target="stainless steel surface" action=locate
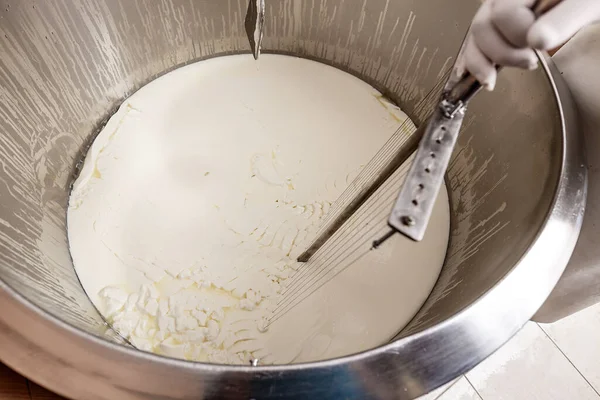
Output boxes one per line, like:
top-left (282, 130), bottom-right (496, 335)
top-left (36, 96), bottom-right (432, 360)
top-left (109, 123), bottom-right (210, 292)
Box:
top-left (533, 26), bottom-right (598, 323)
top-left (0, 1), bottom-right (587, 399)
top-left (245, 0), bottom-right (265, 60)
top-left (389, 105), bottom-right (466, 241)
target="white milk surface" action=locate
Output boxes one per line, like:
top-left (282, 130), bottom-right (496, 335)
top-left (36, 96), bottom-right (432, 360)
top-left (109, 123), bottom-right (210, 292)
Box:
top-left (68, 54), bottom-right (450, 365)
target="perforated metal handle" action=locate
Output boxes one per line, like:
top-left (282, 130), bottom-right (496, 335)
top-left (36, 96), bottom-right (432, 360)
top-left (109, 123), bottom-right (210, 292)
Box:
top-left (388, 106), bottom-right (465, 241)
top-left (386, 0), bottom-right (562, 242)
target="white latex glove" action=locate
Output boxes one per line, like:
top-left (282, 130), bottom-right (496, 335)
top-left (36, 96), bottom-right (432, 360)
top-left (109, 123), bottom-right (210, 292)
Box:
top-left (456, 0), bottom-right (600, 90)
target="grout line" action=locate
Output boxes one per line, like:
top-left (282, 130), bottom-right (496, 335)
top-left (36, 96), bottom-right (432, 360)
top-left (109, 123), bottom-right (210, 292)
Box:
top-left (464, 375), bottom-right (484, 400)
top-left (432, 378), bottom-right (461, 400)
top-left (536, 322), bottom-right (600, 398)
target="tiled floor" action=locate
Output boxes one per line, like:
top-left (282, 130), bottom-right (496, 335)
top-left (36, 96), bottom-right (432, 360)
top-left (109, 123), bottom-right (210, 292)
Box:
top-left (418, 301), bottom-right (600, 399)
top-left (2, 302), bottom-right (600, 399)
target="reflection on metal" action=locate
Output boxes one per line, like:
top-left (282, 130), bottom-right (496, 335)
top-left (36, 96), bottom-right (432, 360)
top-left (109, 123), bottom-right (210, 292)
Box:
top-left (245, 0), bottom-right (265, 60)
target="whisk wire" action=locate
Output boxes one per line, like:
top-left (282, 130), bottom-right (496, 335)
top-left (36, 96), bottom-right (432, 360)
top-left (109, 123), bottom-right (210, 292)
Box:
top-left (269, 69), bottom-right (453, 325)
top-left (279, 160), bottom-right (412, 301)
top-left (307, 71), bottom-right (451, 239)
top-left (269, 163), bottom-right (412, 323)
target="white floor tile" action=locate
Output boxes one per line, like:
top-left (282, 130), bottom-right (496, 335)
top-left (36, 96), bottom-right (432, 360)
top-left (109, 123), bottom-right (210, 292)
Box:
top-left (417, 377), bottom-right (481, 400)
top-left (466, 322), bottom-right (599, 400)
top-left (540, 302), bottom-right (600, 393)
top-left (437, 377), bottom-right (481, 400)
top-left (417, 378), bottom-right (460, 400)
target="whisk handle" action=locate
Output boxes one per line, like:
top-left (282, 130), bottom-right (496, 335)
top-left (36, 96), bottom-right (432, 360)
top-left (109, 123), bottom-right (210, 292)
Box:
top-left (443, 0), bottom-right (562, 112)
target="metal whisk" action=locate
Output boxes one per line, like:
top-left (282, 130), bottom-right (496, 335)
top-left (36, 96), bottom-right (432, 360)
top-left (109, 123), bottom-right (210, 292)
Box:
top-left (265, 73), bottom-right (452, 327)
top-left (244, 0), bottom-right (560, 328)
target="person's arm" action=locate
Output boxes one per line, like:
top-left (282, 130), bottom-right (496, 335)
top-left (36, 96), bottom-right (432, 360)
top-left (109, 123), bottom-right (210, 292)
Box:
top-left (457, 0), bottom-right (600, 90)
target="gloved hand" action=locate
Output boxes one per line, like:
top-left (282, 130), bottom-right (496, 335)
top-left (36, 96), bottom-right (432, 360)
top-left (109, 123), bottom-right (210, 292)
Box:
top-left (456, 0), bottom-right (600, 90)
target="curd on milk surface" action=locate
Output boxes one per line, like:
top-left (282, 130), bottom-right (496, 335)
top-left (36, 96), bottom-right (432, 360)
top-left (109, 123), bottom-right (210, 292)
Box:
top-left (68, 54), bottom-right (450, 365)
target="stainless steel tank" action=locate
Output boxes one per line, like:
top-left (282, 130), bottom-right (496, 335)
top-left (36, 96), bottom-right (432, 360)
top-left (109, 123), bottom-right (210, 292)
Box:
top-left (0, 0), bottom-right (587, 399)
